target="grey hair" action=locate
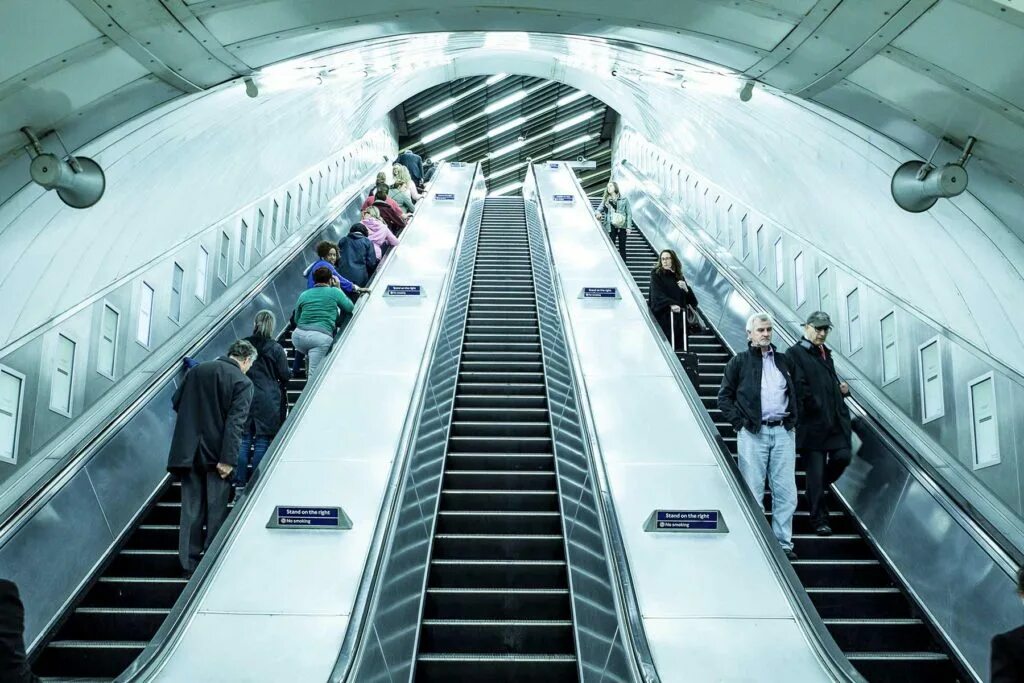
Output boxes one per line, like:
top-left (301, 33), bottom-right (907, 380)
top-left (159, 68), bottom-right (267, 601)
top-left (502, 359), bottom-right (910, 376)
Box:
top-left (253, 309), bottom-right (276, 339)
top-left (228, 339), bottom-right (258, 362)
top-left (745, 312), bottom-right (773, 332)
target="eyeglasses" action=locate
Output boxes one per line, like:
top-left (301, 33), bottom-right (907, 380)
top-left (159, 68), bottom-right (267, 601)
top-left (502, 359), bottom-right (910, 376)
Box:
top-left (814, 326), bottom-right (831, 332)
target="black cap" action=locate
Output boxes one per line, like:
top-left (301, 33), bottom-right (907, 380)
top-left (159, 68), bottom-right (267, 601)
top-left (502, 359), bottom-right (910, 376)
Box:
top-left (349, 223), bottom-right (368, 236)
top-left (805, 311), bottom-right (832, 328)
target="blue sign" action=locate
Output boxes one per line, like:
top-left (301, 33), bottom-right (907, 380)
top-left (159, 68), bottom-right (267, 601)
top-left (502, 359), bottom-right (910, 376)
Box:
top-left (385, 284), bottom-right (423, 297)
top-left (274, 506), bottom-right (343, 528)
top-left (580, 287), bottom-right (619, 299)
top-left (644, 509), bottom-right (727, 533)
top-left (434, 192), bottom-right (456, 201)
top-left (450, 161), bottom-right (466, 168)
top-left (552, 194), bottom-right (574, 203)
top-left (548, 162), bottom-right (561, 169)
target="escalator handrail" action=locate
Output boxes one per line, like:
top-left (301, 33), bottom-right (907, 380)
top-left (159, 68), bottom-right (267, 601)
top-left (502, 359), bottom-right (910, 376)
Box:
top-left (329, 164), bottom-right (485, 682)
top-left (616, 157), bottom-right (1023, 573)
top-left (119, 163), bottom-right (463, 682)
top-left (526, 166), bottom-right (657, 682)
top-left (559, 166), bottom-right (866, 683)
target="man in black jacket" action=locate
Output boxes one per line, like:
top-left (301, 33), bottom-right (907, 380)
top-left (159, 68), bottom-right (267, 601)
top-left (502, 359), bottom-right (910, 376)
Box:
top-left (0, 580), bottom-right (37, 683)
top-left (785, 311), bottom-right (852, 537)
top-left (718, 312), bottom-right (801, 560)
top-left (991, 566), bottom-right (1024, 682)
top-left (167, 340), bottom-right (255, 574)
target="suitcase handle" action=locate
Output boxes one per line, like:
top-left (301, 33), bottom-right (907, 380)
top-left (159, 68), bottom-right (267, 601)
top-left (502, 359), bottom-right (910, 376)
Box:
top-left (670, 309), bottom-right (689, 352)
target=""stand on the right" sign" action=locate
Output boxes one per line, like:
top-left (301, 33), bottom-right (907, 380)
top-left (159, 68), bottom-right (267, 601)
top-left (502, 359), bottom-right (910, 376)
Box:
top-left (644, 509), bottom-right (728, 534)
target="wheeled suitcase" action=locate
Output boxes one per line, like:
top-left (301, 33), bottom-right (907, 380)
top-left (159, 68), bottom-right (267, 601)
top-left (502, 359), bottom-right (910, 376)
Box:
top-left (671, 310), bottom-right (700, 386)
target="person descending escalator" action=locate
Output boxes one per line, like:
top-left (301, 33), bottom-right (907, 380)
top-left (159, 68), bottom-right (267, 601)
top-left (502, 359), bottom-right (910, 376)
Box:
top-left (717, 313), bottom-right (800, 561)
top-left (234, 310), bottom-right (291, 491)
top-left (594, 180), bottom-right (632, 259)
top-left (648, 249), bottom-right (698, 349)
top-left (785, 311), bottom-right (852, 537)
top-left (166, 340), bottom-right (256, 576)
top-left (0, 580), bottom-right (38, 683)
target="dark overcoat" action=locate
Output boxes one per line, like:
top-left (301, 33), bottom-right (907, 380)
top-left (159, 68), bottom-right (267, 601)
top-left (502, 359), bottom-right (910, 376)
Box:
top-left (167, 357), bottom-right (253, 473)
top-left (0, 579), bottom-right (37, 683)
top-left (785, 340), bottom-right (852, 451)
top-left (243, 335), bottom-right (290, 437)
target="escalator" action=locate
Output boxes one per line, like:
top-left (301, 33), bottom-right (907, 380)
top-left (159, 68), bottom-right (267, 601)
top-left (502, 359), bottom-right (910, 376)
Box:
top-left (32, 338), bottom-right (309, 680)
top-left (415, 196), bottom-right (578, 682)
top-left (594, 197), bottom-right (960, 682)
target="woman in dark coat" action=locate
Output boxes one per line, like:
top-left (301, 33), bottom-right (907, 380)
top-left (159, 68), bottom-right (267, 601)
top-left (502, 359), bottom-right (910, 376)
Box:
top-left (649, 249), bottom-right (698, 349)
top-left (235, 310), bottom-right (291, 487)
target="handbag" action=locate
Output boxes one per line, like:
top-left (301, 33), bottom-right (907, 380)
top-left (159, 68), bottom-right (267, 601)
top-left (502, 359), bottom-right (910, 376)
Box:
top-left (610, 211), bottom-right (626, 228)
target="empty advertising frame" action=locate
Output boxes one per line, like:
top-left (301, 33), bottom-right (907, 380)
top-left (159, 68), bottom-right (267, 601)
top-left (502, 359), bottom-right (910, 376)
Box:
top-left (918, 337), bottom-right (945, 423)
top-left (968, 372), bottom-right (999, 469)
top-left (98, 303), bottom-right (120, 380)
top-left (794, 252), bottom-right (806, 307)
top-left (0, 366), bottom-right (25, 464)
top-left (817, 267), bottom-right (831, 315)
top-left (218, 232), bottom-right (230, 284)
top-left (880, 311), bottom-right (899, 384)
top-left (755, 225), bottom-right (765, 273)
top-left (170, 263), bottom-right (184, 323)
top-left (49, 334), bottom-right (76, 417)
top-left (846, 288), bottom-right (862, 353)
top-left (773, 237), bottom-right (784, 289)
top-left (196, 245), bottom-right (209, 303)
top-left (238, 219), bottom-right (249, 268)
top-left (137, 282), bottom-right (155, 348)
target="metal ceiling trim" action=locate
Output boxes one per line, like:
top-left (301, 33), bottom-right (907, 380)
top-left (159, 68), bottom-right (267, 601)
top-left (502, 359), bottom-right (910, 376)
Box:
top-left (796, 0), bottom-right (941, 98)
top-left (876, 46), bottom-right (1024, 128)
top-left (65, 0), bottom-right (204, 93)
top-left (0, 37), bottom-right (113, 101)
top-left (743, 0), bottom-right (843, 79)
top-left (953, 0), bottom-right (1024, 28)
top-left (158, 0), bottom-right (254, 76)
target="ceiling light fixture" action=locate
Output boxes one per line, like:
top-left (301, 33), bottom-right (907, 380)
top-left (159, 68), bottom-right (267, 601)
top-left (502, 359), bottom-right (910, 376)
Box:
top-left (420, 122), bottom-right (460, 145)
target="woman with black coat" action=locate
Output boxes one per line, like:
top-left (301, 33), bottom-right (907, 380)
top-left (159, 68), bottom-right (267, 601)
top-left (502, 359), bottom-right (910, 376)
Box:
top-left (649, 249), bottom-right (698, 349)
top-left (235, 310), bottom-right (291, 487)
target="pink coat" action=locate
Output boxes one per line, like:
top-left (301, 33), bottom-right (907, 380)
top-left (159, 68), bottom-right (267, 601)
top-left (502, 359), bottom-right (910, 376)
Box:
top-left (362, 216), bottom-right (398, 259)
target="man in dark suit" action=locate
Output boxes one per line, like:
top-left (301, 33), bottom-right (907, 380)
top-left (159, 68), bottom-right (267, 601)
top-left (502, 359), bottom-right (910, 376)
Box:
top-left (785, 311), bottom-right (853, 537)
top-left (167, 340), bottom-right (255, 574)
top-left (0, 580), bottom-right (38, 682)
top-left (991, 566), bottom-right (1024, 682)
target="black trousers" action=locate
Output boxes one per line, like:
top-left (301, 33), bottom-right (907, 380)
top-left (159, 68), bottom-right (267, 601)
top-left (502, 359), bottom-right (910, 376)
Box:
top-left (608, 227), bottom-right (627, 258)
top-left (804, 448), bottom-right (852, 526)
top-left (178, 465), bottom-right (232, 571)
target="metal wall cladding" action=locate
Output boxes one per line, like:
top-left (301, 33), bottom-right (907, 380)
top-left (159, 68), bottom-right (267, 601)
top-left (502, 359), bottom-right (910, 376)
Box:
top-left (1, 129), bottom-right (395, 651)
top-left (351, 182), bottom-right (484, 683)
top-left (613, 126), bottom-right (1024, 550)
top-left (0, 127), bottom-right (395, 513)
top-left (615, 142), bottom-right (1020, 682)
top-left (522, 188), bottom-right (634, 683)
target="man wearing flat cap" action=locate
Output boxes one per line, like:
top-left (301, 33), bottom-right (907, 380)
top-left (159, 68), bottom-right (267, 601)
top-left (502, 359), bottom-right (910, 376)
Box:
top-left (785, 311), bottom-right (853, 536)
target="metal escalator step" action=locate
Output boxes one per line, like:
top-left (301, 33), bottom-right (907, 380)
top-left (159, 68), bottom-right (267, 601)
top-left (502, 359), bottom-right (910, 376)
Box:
top-left (83, 577), bottom-right (189, 608)
top-left (58, 606), bottom-right (170, 641)
top-left (454, 394), bottom-right (547, 408)
top-left (456, 383), bottom-right (547, 396)
top-left (431, 534), bottom-right (566, 561)
top-left (452, 407), bottom-right (550, 422)
top-left (437, 511), bottom-right (562, 535)
top-left (806, 588), bottom-right (912, 619)
top-left (448, 436), bottom-right (553, 453)
top-left (416, 652), bottom-right (578, 683)
top-left (419, 620), bottom-right (574, 655)
top-left (423, 588), bottom-right (572, 619)
top-left (443, 471), bottom-right (557, 491)
top-left (823, 618), bottom-right (941, 653)
top-left (34, 640), bottom-right (148, 679)
top-left (846, 652), bottom-right (957, 682)
top-left (108, 549), bottom-right (180, 576)
top-left (450, 421), bottom-right (551, 437)
top-left (445, 453), bottom-right (554, 470)
top-left (429, 560), bottom-right (567, 588)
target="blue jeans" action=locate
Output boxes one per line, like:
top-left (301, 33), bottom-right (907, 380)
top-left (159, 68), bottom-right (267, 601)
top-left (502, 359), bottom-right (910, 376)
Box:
top-left (235, 434), bottom-right (271, 487)
top-left (737, 425), bottom-right (797, 551)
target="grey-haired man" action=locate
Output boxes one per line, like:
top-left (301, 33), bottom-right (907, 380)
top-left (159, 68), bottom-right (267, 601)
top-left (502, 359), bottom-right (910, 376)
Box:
top-left (718, 312), bottom-right (800, 560)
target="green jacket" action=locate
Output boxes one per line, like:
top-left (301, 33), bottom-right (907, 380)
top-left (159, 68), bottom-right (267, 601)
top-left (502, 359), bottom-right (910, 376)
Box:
top-left (295, 285), bottom-right (354, 336)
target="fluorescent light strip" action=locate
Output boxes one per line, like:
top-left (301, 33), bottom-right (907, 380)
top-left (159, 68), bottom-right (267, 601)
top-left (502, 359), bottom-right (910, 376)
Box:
top-left (420, 122), bottom-right (459, 145)
top-left (487, 116), bottom-right (527, 138)
top-left (484, 90), bottom-right (527, 115)
top-left (412, 73), bottom-right (508, 123)
top-left (433, 145), bottom-right (461, 162)
top-left (557, 91), bottom-right (587, 107)
top-left (550, 134), bottom-right (593, 155)
top-left (552, 110), bottom-right (599, 133)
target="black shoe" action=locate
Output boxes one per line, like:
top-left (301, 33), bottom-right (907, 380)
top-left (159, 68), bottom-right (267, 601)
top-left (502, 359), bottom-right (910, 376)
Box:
top-left (784, 548), bottom-right (799, 561)
top-left (815, 523), bottom-right (833, 537)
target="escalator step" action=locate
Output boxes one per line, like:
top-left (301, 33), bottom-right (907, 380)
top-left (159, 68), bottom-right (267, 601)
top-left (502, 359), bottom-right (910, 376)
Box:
top-left (419, 620), bottom-right (574, 654)
top-left (429, 560), bottom-right (568, 589)
top-left (423, 588), bottom-right (572, 620)
top-left (416, 653), bottom-right (578, 683)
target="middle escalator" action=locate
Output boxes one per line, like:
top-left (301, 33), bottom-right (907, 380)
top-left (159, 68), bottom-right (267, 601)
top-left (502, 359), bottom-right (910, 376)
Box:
top-left (415, 196), bottom-right (578, 682)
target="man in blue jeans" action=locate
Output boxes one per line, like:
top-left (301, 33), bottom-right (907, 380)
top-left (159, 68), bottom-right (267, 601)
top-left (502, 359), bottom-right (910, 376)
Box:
top-left (718, 312), bottom-right (801, 560)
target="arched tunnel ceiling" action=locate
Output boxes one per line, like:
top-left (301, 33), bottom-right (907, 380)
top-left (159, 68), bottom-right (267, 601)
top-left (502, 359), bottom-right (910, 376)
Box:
top-left (395, 74), bottom-right (615, 196)
top-left (2, 0), bottom-right (1023, 203)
